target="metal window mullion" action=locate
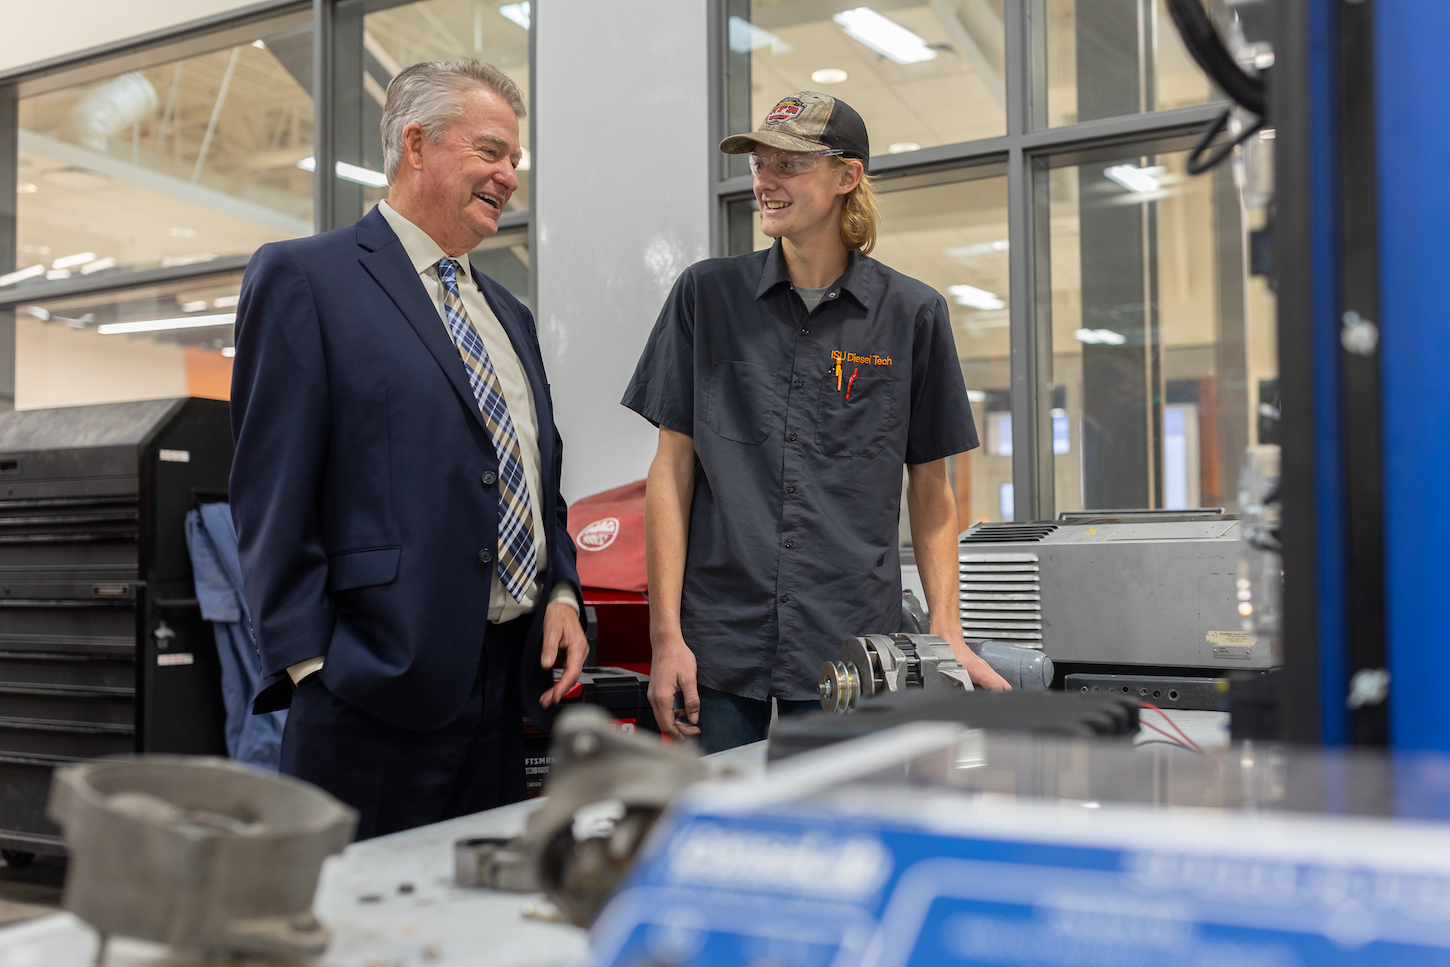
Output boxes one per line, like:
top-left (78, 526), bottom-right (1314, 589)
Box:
top-left (312, 0), bottom-right (336, 233)
top-left (527, 0), bottom-right (538, 309)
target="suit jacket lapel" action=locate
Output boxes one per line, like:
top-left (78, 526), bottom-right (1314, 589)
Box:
top-left (357, 238), bottom-right (494, 440)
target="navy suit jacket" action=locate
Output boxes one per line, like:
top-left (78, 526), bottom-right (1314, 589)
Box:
top-left (229, 206), bottom-right (579, 732)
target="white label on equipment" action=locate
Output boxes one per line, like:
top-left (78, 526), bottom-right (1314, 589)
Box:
top-left (159, 449), bottom-right (191, 463)
top-left (157, 652), bottom-right (194, 666)
top-left (576, 516), bottom-right (619, 552)
top-left (1206, 630), bottom-right (1256, 647)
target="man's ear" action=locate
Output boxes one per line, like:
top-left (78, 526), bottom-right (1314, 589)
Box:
top-left (837, 159), bottom-right (864, 196)
top-left (402, 122), bottom-right (427, 171)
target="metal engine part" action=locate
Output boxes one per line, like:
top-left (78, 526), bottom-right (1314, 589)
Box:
top-left (454, 837), bottom-right (538, 892)
top-left (47, 755), bottom-right (356, 959)
top-left (819, 634), bottom-right (976, 714)
top-left (969, 638), bottom-right (1055, 692)
top-left (515, 705), bottom-right (707, 927)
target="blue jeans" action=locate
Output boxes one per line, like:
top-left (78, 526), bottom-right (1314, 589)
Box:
top-left (697, 684), bottom-right (820, 754)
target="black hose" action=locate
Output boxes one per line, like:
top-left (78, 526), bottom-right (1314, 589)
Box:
top-left (1163, 0), bottom-right (1266, 117)
top-left (1186, 106), bottom-right (1264, 175)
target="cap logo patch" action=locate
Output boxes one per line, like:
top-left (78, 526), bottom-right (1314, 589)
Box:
top-left (765, 97), bottom-right (805, 124)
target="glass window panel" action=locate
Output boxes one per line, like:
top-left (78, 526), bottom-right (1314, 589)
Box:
top-left (11, 272), bottom-right (243, 409)
top-left (1045, 143), bottom-right (1277, 514)
top-left (332, 0), bottom-right (531, 222)
top-left (10, 19), bottom-right (313, 298)
top-left (468, 228), bottom-right (530, 307)
top-left (1043, 0), bottom-right (1214, 128)
top-left (726, 0), bottom-right (1006, 179)
top-left (726, 169), bottom-right (1012, 527)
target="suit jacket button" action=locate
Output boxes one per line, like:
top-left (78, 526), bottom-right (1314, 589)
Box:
top-left (481, 471), bottom-right (497, 486)
top-left (479, 549), bottom-right (493, 563)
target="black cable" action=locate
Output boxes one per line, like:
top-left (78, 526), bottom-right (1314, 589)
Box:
top-left (1135, 738), bottom-right (1204, 753)
top-left (1187, 106), bottom-right (1264, 176)
top-left (1163, 0), bottom-right (1266, 117)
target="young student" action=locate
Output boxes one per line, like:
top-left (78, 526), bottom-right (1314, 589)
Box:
top-left (623, 92), bottom-right (1009, 753)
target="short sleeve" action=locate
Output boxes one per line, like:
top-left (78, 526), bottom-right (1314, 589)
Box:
top-left (621, 269), bottom-right (697, 436)
top-left (905, 293), bottom-right (980, 464)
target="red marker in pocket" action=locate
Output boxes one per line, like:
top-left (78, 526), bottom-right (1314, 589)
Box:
top-left (845, 367), bottom-right (859, 401)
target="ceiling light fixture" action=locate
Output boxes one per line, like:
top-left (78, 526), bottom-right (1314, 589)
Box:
top-left (728, 16), bottom-right (791, 55)
top-left (251, 39), bottom-right (266, 49)
top-left (811, 68), bottom-right (849, 84)
top-left (168, 227), bottom-right (197, 238)
top-left (98, 313), bottom-right (236, 335)
top-left (80, 257), bottom-right (117, 275)
top-left (499, 1), bottom-right (530, 30)
top-left (944, 239), bottom-right (1009, 261)
top-left (832, 7), bottom-right (936, 65)
top-left (887, 141), bottom-right (921, 154)
top-left (296, 157), bottom-right (389, 189)
top-left (0, 265), bottom-right (45, 287)
top-left (1103, 164), bottom-right (1166, 193)
top-left (46, 269), bottom-right (71, 281)
top-left (948, 283), bottom-right (1005, 310)
top-left (52, 252), bottom-right (98, 270)
top-left (517, 147), bottom-right (531, 172)
top-left (16, 182), bottom-right (37, 194)
top-left (1075, 328), bottom-right (1127, 345)
top-left (221, 347), bottom-right (237, 358)
top-left (213, 295), bottom-right (240, 309)
top-left (181, 300), bottom-right (210, 312)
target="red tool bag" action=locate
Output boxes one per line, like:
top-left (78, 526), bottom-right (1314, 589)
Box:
top-left (567, 480), bottom-right (651, 672)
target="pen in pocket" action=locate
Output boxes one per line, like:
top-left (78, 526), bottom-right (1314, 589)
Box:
top-left (846, 368), bottom-right (859, 401)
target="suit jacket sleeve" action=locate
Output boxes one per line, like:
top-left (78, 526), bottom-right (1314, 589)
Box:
top-left (229, 243), bottom-right (334, 712)
top-left (519, 302), bottom-right (582, 602)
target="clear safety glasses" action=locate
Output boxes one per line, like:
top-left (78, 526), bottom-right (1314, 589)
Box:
top-left (748, 149), bottom-right (845, 180)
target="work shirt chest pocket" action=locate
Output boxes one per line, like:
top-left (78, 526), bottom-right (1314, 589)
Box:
top-left (816, 374), bottom-right (896, 457)
top-left (705, 361), bottom-right (778, 444)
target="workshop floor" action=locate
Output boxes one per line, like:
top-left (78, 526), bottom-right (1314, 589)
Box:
top-left (0, 854), bottom-right (66, 928)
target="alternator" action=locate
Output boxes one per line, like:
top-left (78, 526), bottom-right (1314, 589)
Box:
top-left (819, 634), bottom-right (976, 714)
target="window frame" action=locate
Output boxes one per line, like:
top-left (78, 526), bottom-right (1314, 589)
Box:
top-left (707, 0), bottom-right (1232, 522)
top-left (0, 0), bottom-right (538, 405)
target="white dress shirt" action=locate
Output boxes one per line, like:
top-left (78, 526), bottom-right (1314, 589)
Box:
top-left (288, 202), bottom-right (577, 685)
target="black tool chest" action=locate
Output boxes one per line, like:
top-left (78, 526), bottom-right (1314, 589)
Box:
top-left (0, 398), bottom-right (231, 856)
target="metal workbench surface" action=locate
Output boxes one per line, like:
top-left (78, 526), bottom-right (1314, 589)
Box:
top-left (0, 740), bottom-right (773, 967)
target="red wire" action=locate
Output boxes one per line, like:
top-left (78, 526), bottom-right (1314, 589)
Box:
top-left (1139, 720), bottom-right (1201, 753)
top-left (1141, 701), bottom-right (1205, 754)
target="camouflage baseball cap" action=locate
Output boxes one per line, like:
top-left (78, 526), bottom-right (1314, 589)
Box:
top-left (719, 91), bottom-right (870, 162)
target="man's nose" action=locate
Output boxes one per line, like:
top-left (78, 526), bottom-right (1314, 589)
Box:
top-left (498, 162), bottom-right (521, 193)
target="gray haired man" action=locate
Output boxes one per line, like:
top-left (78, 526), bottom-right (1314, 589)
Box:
top-left (230, 59), bottom-right (587, 839)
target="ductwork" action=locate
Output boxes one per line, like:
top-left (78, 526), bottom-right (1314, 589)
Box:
top-left (63, 72), bottom-right (159, 152)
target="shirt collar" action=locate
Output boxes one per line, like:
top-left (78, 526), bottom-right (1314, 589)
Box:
top-left (755, 238), bottom-right (872, 310)
top-left (377, 200), bottom-right (458, 278)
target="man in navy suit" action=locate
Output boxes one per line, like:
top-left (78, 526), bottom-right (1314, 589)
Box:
top-left (230, 59), bottom-right (587, 839)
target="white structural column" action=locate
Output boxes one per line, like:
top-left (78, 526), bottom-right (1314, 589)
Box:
top-left (535, 0), bottom-right (711, 502)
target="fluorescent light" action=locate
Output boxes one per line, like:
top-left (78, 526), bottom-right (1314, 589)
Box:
top-left (945, 239), bottom-right (1009, 262)
top-left (213, 295), bottom-right (240, 309)
top-left (1103, 164), bottom-right (1166, 193)
top-left (832, 7), bottom-right (936, 65)
top-left (948, 284), bottom-right (1005, 310)
top-left (517, 147), bottom-right (531, 172)
top-left (296, 156), bottom-right (389, 188)
top-left (53, 251), bottom-right (97, 270)
top-left (16, 182), bottom-right (37, 194)
top-left (181, 300), bottom-right (209, 312)
top-left (1075, 328), bottom-right (1126, 345)
top-left (251, 39), bottom-right (266, 49)
top-left (966, 389), bottom-right (986, 403)
top-left (811, 68), bottom-right (849, 84)
top-left (887, 141), bottom-right (921, 154)
top-left (728, 15), bottom-right (791, 55)
top-left (21, 306), bottom-right (50, 321)
top-left (221, 347), bottom-right (236, 358)
top-left (168, 227), bottom-right (197, 238)
top-left (0, 264), bottom-right (45, 287)
top-left (81, 257), bottom-right (117, 275)
top-left (98, 313), bottom-right (236, 335)
top-left (46, 269), bottom-right (71, 280)
top-left (499, 1), bottom-right (530, 30)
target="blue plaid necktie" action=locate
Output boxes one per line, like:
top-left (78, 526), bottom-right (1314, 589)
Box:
top-left (436, 258), bottom-right (537, 601)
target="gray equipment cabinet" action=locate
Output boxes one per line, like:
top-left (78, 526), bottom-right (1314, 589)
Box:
top-left (0, 399), bottom-right (232, 857)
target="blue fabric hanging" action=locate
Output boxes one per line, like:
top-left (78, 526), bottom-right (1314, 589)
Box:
top-left (184, 502), bottom-right (286, 769)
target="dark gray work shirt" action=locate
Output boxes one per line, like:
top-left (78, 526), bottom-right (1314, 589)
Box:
top-left (621, 241), bottom-right (979, 701)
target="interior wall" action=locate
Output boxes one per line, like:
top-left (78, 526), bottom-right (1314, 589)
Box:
top-left (0, 0), bottom-right (261, 75)
top-left (15, 319), bottom-right (188, 409)
top-left (535, 0), bottom-right (711, 504)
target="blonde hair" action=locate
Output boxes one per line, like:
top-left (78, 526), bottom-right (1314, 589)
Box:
top-left (832, 156), bottom-right (879, 255)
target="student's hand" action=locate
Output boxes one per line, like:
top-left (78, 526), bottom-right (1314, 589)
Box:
top-left (941, 629), bottom-right (1012, 692)
top-left (648, 631), bottom-right (700, 739)
top-left (539, 601), bottom-right (589, 708)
